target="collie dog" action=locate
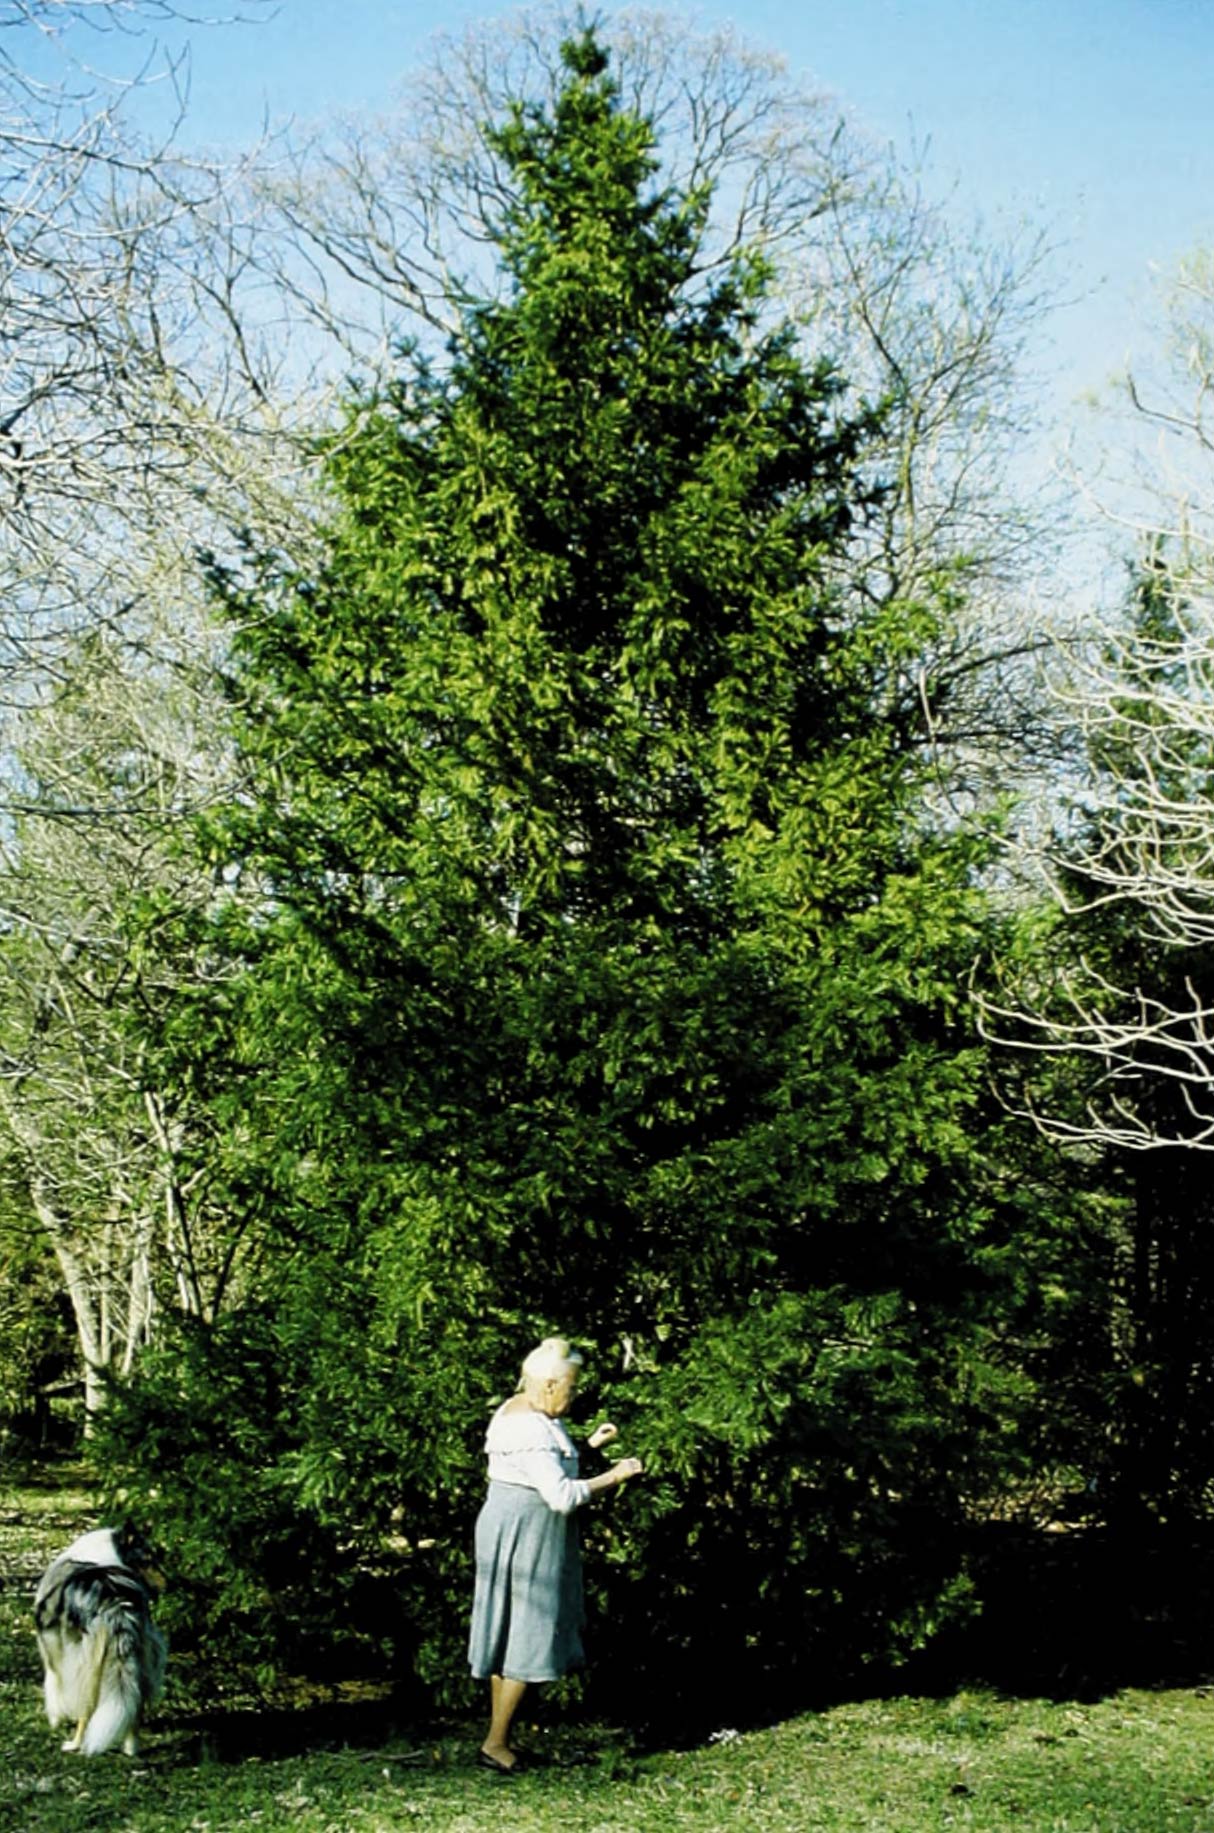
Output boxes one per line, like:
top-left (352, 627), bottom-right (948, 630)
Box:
top-left (34, 1524), bottom-right (167, 1756)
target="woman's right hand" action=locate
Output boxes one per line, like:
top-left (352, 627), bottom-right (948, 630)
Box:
top-left (614, 1457), bottom-right (643, 1484)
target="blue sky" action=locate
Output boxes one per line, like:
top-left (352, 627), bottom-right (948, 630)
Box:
top-left (34, 1), bottom-right (1214, 435)
top-left (158, 2), bottom-right (1212, 421)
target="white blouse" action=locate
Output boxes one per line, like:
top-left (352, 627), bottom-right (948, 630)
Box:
top-left (485, 1403), bottom-right (591, 1515)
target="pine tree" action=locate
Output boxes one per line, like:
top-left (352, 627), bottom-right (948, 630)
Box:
top-left (109, 32), bottom-right (1034, 1709)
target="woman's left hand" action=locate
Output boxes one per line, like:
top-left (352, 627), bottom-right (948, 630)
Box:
top-left (588, 1421), bottom-right (619, 1450)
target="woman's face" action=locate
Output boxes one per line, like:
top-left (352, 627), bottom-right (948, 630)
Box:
top-left (545, 1369), bottom-right (577, 1416)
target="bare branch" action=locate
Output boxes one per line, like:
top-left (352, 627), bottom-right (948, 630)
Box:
top-left (981, 265), bottom-right (1214, 1149)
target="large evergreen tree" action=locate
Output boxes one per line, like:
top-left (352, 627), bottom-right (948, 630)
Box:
top-left (106, 33), bottom-right (1045, 1712)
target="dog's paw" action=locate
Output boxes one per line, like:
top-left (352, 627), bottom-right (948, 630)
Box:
top-left (61, 1737), bottom-right (81, 1753)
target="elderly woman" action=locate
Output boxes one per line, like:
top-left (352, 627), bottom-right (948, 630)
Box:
top-left (468, 1336), bottom-right (643, 1774)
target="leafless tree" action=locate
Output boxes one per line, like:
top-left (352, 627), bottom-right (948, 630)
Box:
top-left (0, 0), bottom-right (302, 691)
top-left (978, 253), bottom-right (1214, 1150)
top-left (0, 0), bottom-right (314, 1415)
top-left (0, 604), bottom-right (262, 1412)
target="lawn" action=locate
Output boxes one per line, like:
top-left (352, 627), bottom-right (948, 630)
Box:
top-left (3, 1470), bottom-right (1214, 1832)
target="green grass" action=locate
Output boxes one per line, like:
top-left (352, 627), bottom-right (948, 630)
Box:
top-left (4, 1472), bottom-right (1214, 1831)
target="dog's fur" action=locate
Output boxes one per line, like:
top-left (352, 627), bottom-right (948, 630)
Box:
top-left (34, 1524), bottom-right (167, 1756)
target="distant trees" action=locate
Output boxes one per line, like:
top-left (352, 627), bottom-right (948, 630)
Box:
top-left (0, 615), bottom-right (259, 1416)
top-left (0, 0), bottom-right (313, 1420)
top-left (94, 28), bottom-right (1080, 1706)
top-left (978, 254), bottom-right (1214, 1525)
top-left (0, 1181), bottom-right (73, 1451)
top-left (1, 0), bottom-right (280, 689)
top-left (982, 254), bottom-right (1214, 1150)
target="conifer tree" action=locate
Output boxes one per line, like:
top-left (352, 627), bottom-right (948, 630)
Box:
top-left (109, 32), bottom-right (1037, 1707)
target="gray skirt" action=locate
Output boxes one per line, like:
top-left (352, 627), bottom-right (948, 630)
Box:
top-left (467, 1481), bottom-right (585, 1683)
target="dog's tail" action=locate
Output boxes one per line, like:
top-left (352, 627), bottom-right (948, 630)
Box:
top-left (79, 1600), bottom-right (166, 1756)
top-left (77, 1616), bottom-right (138, 1755)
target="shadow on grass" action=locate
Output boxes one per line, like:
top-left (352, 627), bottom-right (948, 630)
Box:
top-left (583, 1518), bottom-right (1214, 1747)
top-left (150, 1690), bottom-right (627, 1774)
top-left (147, 1520), bottom-right (1214, 1766)
top-left (155, 1690), bottom-right (416, 1766)
top-left (905, 1520), bottom-right (1214, 1704)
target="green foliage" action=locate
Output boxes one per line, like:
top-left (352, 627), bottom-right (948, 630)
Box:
top-left (0, 1192), bottom-right (76, 1451)
top-left (105, 30), bottom-right (1064, 1709)
top-left (96, 1303), bottom-right (433, 1697)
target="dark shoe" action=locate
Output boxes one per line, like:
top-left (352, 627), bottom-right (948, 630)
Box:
top-left (477, 1749), bottom-right (520, 1776)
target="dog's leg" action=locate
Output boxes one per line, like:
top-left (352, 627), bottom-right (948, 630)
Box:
top-left (121, 1730), bottom-right (139, 1757)
top-left (62, 1718), bottom-right (86, 1753)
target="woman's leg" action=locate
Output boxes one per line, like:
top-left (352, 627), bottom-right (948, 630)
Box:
top-left (483, 1674), bottom-right (527, 1766)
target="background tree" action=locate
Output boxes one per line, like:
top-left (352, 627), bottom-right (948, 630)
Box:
top-left (101, 29), bottom-right (1073, 1713)
top-left (980, 252), bottom-right (1214, 1147)
top-left (981, 552), bottom-right (1214, 1527)
top-left (0, 1180), bottom-right (76, 1454)
top-left (978, 253), bottom-right (1214, 1528)
top-left (0, 0), bottom-right (326, 1426)
top-left (0, 615), bottom-right (270, 1417)
top-left (1, 0), bottom-right (279, 690)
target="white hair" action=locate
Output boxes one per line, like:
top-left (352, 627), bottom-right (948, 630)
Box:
top-left (519, 1336), bottom-right (583, 1388)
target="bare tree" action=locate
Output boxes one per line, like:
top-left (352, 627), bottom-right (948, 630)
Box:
top-left (978, 254), bottom-right (1214, 1149)
top-left (797, 155), bottom-right (1068, 808)
top-left (0, 0), bottom-right (316, 1416)
top-left (250, 11), bottom-right (860, 355)
top-left (0, 0), bottom-right (300, 691)
top-left (0, 604), bottom-right (260, 1413)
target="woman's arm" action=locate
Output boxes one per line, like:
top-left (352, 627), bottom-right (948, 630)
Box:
top-left (506, 1448), bottom-right (643, 1510)
top-left (505, 1447), bottom-right (590, 1514)
top-left (583, 1457), bottom-right (643, 1497)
